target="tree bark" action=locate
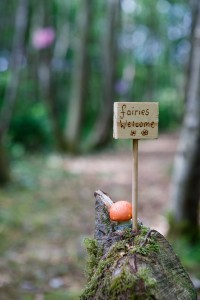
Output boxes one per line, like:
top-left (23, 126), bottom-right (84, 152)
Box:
top-left (0, 0), bottom-right (29, 184)
top-left (171, 0), bottom-right (200, 238)
top-left (38, 50), bottom-right (68, 151)
top-left (64, 0), bottom-right (92, 153)
top-left (89, 0), bottom-right (120, 149)
top-left (33, 0), bottom-right (67, 152)
top-left (81, 191), bottom-right (196, 300)
top-left (0, 142), bottom-right (10, 185)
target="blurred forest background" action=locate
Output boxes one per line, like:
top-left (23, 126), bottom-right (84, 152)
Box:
top-left (0, 0), bottom-right (200, 299)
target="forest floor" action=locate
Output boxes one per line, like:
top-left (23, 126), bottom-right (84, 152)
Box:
top-left (0, 132), bottom-right (200, 300)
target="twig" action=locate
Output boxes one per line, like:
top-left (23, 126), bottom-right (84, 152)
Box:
top-left (98, 229), bottom-right (106, 235)
top-left (133, 254), bottom-right (138, 272)
top-left (140, 229), bottom-right (157, 247)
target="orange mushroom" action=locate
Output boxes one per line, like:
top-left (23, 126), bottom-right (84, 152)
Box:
top-left (109, 200), bottom-right (132, 222)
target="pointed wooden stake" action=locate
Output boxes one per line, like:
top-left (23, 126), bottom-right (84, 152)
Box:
top-left (132, 139), bottom-right (138, 231)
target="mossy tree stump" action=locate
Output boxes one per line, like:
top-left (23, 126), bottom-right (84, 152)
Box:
top-left (81, 191), bottom-right (197, 300)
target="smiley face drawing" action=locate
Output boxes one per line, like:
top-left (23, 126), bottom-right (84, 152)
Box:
top-left (141, 129), bottom-right (148, 136)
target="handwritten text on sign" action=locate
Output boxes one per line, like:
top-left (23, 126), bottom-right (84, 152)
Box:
top-left (113, 102), bottom-right (159, 139)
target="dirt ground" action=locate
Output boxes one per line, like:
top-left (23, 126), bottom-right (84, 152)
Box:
top-left (0, 132), bottom-right (181, 299)
top-left (64, 132), bottom-right (178, 234)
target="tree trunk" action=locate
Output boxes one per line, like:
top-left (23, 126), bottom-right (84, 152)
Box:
top-left (89, 0), bottom-right (120, 149)
top-left (38, 50), bottom-right (68, 151)
top-left (0, 141), bottom-right (10, 185)
top-left (81, 191), bottom-right (196, 300)
top-left (0, 0), bottom-right (29, 184)
top-left (170, 0), bottom-right (200, 239)
top-left (33, 0), bottom-right (67, 152)
top-left (64, 0), bottom-right (92, 153)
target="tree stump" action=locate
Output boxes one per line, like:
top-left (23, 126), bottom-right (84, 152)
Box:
top-left (80, 190), bottom-right (197, 300)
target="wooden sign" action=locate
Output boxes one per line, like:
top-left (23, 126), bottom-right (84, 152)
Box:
top-left (113, 101), bottom-right (159, 232)
top-left (113, 102), bottom-right (159, 139)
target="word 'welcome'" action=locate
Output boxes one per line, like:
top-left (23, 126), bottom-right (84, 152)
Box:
top-left (120, 120), bottom-right (156, 129)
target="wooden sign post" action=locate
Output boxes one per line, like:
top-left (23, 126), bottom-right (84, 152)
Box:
top-left (113, 102), bottom-right (159, 231)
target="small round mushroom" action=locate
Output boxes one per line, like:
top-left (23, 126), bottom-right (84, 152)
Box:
top-left (109, 200), bottom-right (132, 222)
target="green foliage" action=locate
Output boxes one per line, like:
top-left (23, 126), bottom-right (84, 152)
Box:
top-left (9, 103), bottom-right (52, 152)
top-left (0, 0), bottom-right (190, 153)
top-left (157, 89), bottom-right (184, 130)
top-left (171, 238), bottom-right (200, 278)
top-left (0, 71), bottom-right (10, 102)
top-left (167, 212), bottom-right (200, 279)
top-left (167, 212), bottom-right (199, 241)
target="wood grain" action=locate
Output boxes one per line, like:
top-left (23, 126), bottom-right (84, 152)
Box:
top-left (132, 139), bottom-right (138, 231)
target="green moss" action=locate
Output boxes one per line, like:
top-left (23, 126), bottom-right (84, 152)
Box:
top-left (109, 266), bottom-right (157, 300)
top-left (109, 268), bottom-right (138, 300)
top-left (123, 227), bottom-right (160, 256)
top-left (81, 226), bottom-right (159, 299)
top-left (137, 267), bottom-right (157, 291)
top-left (84, 238), bottom-right (103, 279)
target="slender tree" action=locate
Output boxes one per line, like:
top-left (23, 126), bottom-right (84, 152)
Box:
top-left (0, 0), bottom-right (29, 184)
top-left (32, 0), bottom-right (67, 151)
top-left (171, 0), bottom-right (200, 239)
top-left (89, 0), bottom-right (121, 149)
top-left (65, 0), bottom-right (92, 153)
